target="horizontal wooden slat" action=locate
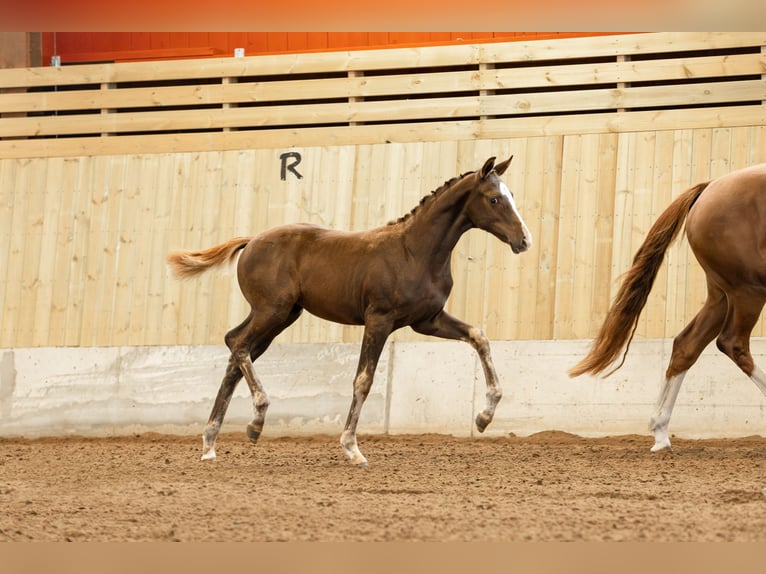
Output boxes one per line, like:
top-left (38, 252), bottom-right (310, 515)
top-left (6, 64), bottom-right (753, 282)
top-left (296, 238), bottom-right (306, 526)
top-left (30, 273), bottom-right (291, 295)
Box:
top-left (3, 52), bottom-right (765, 115)
top-left (2, 105), bottom-right (764, 159)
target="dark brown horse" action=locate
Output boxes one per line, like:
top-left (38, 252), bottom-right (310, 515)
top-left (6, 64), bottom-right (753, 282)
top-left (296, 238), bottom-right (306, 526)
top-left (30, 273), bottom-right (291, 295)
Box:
top-left (167, 156), bottom-right (532, 465)
top-left (570, 163), bottom-right (766, 451)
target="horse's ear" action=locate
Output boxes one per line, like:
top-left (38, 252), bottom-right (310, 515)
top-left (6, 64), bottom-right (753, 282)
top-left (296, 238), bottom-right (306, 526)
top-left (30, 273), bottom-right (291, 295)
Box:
top-left (493, 155), bottom-right (513, 176)
top-left (480, 157), bottom-right (496, 179)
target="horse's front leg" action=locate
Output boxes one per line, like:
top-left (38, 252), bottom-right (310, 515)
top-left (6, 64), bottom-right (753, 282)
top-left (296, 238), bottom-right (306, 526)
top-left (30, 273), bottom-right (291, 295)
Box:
top-left (340, 319), bottom-right (392, 467)
top-left (412, 310), bottom-right (501, 433)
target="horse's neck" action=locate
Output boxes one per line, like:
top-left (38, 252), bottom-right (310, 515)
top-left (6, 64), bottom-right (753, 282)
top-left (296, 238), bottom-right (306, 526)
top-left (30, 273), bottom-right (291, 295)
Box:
top-left (402, 179), bottom-right (473, 264)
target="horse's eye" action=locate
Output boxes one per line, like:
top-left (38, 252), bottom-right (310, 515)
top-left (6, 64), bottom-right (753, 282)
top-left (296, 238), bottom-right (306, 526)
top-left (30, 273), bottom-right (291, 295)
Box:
top-left (489, 197), bottom-right (499, 205)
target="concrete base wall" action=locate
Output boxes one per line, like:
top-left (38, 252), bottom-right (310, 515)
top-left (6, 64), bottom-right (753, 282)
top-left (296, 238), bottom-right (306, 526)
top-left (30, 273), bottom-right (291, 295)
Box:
top-left (2, 339), bottom-right (766, 440)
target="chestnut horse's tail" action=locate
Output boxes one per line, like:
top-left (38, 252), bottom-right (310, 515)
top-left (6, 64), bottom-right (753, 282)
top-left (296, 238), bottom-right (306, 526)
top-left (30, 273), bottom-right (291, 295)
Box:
top-left (569, 181), bottom-right (711, 378)
top-left (167, 236), bottom-right (253, 279)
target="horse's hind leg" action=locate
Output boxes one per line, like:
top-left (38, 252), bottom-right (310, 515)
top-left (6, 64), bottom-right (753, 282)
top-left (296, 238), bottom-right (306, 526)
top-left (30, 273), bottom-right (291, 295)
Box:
top-left (200, 305), bottom-right (301, 460)
top-left (201, 356), bottom-right (244, 460)
top-left (650, 280), bottom-right (726, 452)
top-left (230, 304), bottom-right (303, 445)
top-left (715, 291), bottom-right (766, 396)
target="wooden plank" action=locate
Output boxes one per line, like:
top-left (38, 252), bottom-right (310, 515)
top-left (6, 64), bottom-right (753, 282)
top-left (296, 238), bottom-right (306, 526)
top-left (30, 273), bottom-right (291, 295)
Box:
top-left (77, 155), bottom-right (110, 346)
top-left (489, 53), bottom-right (766, 91)
top-left (140, 153), bottom-right (174, 345)
top-left (4, 105), bottom-right (766, 160)
top-left (0, 159), bottom-right (16, 344)
top-left (552, 134), bottom-right (583, 339)
top-left (46, 157), bottom-right (81, 345)
top-left (479, 32), bottom-right (766, 65)
top-left (529, 135), bottom-right (563, 340)
top-left (63, 157), bottom-right (94, 346)
top-left (159, 152), bottom-right (192, 345)
top-left (16, 158), bottom-right (48, 347)
top-left (109, 154), bottom-right (146, 345)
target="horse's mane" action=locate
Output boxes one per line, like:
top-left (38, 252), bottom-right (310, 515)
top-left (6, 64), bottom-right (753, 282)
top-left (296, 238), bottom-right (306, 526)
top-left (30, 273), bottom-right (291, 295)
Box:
top-left (387, 170), bottom-right (474, 226)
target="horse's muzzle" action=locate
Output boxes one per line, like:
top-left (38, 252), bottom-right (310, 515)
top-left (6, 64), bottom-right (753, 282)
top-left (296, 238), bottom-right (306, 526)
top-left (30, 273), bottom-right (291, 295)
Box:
top-left (511, 235), bottom-right (532, 254)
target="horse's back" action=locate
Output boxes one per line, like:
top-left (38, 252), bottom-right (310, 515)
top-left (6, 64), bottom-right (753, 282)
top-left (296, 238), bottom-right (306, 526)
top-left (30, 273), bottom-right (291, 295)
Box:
top-left (236, 222), bottom-right (398, 323)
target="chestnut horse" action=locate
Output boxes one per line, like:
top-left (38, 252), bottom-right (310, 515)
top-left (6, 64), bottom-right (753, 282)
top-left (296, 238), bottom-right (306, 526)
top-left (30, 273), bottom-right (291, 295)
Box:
top-left (167, 156), bottom-right (532, 465)
top-left (570, 163), bottom-right (766, 452)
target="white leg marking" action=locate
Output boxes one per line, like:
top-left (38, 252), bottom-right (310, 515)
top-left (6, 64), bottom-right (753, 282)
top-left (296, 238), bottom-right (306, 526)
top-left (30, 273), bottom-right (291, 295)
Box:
top-left (649, 371), bottom-right (686, 452)
top-left (750, 365), bottom-right (766, 396)
top-left (201, 447), bottom-right (217, 461)
top-left (201, 423), bottom-right (219, 461)
top-left (340, 430), bottom-right (368, 467)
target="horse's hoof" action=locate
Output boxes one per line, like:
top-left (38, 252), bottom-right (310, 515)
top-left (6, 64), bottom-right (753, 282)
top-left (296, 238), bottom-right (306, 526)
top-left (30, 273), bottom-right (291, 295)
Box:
top-left (201, 448), bottom-right (216, 461)
top-left (246, 424), bottom-right (261, 443)
top-left (475, 412), bottom-right (491, 433)
top-left (650, 439), bottom-right (672, 453)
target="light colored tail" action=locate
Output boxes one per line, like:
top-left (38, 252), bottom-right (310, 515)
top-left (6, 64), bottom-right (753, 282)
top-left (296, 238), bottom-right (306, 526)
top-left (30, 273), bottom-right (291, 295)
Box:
top-left (166, 236), bottom-right (253, 279)
top-left (569, 181), bottom-right (710, 378)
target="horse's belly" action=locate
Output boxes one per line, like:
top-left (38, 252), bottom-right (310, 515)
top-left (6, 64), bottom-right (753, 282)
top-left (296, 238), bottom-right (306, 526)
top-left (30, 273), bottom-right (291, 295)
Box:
top-left (299, 290), bottom-right (365, 326)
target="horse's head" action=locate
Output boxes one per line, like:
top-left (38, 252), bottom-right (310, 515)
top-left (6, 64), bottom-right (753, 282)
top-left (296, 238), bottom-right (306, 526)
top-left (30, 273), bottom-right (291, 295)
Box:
top-left (465, 155), bottom-right (532, 254)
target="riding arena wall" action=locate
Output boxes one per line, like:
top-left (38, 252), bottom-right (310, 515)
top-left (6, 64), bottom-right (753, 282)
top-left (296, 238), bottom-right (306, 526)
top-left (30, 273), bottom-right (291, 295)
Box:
top-left (2, 32), bottom-right (766, 439)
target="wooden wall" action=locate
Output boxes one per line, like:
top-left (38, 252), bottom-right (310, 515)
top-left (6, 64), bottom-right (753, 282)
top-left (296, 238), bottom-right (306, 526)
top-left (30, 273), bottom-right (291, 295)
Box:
top-left (2, 32), bottom-right (766, 348)
top-left (3, 128), bottom-right (766, 348)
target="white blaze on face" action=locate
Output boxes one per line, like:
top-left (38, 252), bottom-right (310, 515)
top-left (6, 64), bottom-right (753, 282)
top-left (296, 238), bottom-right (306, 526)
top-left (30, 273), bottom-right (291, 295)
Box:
top-left (499, 181), bottom-right (532, 245)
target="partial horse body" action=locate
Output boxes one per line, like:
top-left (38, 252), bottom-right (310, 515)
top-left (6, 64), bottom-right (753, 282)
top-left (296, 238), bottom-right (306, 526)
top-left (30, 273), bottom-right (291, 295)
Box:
top-left (168, 156), bottom-right (532, 465)
top-left (570, 163), bottom-right (766, 451)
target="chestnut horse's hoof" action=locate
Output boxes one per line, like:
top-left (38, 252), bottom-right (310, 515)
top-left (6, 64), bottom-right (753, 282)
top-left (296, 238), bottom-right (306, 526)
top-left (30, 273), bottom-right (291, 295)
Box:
top-left (247, 423), bottom-right (262, 443)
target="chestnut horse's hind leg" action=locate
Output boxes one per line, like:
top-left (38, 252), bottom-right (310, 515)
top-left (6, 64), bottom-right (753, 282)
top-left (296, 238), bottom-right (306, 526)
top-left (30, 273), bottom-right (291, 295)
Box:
top-left (340, 318), bottom-right (392, 467)
top-left (650, 280), bottom-right (727, 452)
top-left (715, 291), bottom-right (766, 397)
top-left (412, 310), bottom-right (501, 433)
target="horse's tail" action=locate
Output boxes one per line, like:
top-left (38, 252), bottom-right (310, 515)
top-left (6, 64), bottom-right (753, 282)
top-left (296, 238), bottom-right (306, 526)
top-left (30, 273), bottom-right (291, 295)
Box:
top-left (569, 181), bottom-right (710, 378)
top-left (166, 236), bottom-right (253, 279)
